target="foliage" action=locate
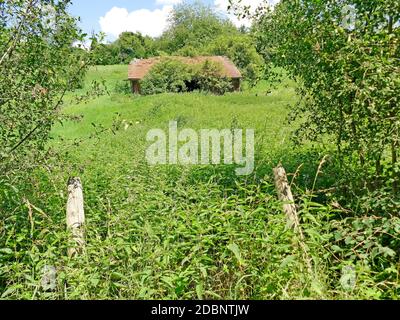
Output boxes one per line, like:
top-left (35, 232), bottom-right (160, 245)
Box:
top-left (241, 0), bottom-right (400, 197)
top-left (159, 1), bottom-right (238, 54)
top-left (204, 34), bottom-right (264, 86)
top-left (114, 80), bottom-right (132, 95)
top-left (141, 58), bottom-right (234, 96)
top-left (0, 0), bottom-right (91, 175)
top-left (192, 60), bottom-right (234, 95)
top-left (91, 32), bottom-right (157, 65)
top-left (140, 59), bottom-right (193, 95)
top-left (90, 41), bottom-right (120, 65)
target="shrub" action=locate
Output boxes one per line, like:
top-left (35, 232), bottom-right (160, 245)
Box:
top-left (193, 60), bottom-right (233, 95)
top-left (114, 80), bottom-right (132, 95)
top-left (204, 34), bottom-right (265, 86)
top-left (140, 58), bottom-right (233, 96)
top-left (140, 59), bottom-right (192, 95)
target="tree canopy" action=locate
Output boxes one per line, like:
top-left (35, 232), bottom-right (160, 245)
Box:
top-left (0, 0), bottom-right (91, 173)
top-left (247, 0), bottom-right (400, 200)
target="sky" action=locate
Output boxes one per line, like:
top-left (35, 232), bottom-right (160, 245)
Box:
top-left (69, 0), bottom-right (276, 43)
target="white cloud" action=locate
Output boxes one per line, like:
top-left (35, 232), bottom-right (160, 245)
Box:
top-left (72, 40), bottom-right (92, 51)
top-left (99, 5), bottom-right (174, 39)
top-left (214, 0), bottom-right (278, 28)
top-left (155, 0), bottom-right (182, 5)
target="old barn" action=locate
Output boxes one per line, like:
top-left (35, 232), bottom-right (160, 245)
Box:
top-left (128, 56), bottom-right (242, 94)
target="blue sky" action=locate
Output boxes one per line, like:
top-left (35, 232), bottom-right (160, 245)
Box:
top-left (69, 0), bottom-right (218, 40)
top-left (68, 0), bottom-right (270, 42)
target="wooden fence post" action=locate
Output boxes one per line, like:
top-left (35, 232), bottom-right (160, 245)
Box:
top-left (273, 164), bottom-right (313, 275)
top-left (273, 164), bottom-right (301, 231)
top-left (66, 177), bottom-right (85, 257)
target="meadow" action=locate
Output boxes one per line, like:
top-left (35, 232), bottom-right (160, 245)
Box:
top-left (1, 65), bottom-right (398, 300)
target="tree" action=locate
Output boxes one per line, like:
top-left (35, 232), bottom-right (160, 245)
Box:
top-left (91, 32), bottom-right (157, 65)
top-left (241, 0), bottom-right (399, 196)
top-left (0, 0), bottom-right (91, 174)
top-left (160, 1), bottom-right (238, 53)
top-left (204, 34), bottom-right (264, 85)
top-left (114, 32), bottom-right (156, 63)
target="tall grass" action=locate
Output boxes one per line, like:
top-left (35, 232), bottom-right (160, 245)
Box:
top-left (0, 66), bottom-right (398, 300)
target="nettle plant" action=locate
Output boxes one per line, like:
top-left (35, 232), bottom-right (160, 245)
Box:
top-left (0, 0), bottom-right (92, 174)
top-left (232, 0), bottom-right (400, 198)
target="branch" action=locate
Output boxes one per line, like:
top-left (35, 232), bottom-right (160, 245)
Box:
top-left (0, 0), bottom-right (34, 66)
top-left (7, 62), bottom-right (88, 156)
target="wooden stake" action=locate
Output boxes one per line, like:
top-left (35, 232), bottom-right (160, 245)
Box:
top-left (66, 177), bottom-right (85, 257)
top-left (273, 165), bottom-right (301, 232)
top-left (273, 164), bottom-right (313, 275)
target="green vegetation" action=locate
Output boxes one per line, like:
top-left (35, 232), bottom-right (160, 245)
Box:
top-left (249, 0), bottom-right (400, 207)
top-left (1, 66), bottom-right (399, 300)
top-left (140, 58), bottom-right (234, 95)
top-left (90, 1), bottom-right (264, 84)
top-left (0, 0), bottom-right (90, 174)
top-left (1, 0), bottom-right (399, 301)
top-left (91, 32), bottom-right (157, 65)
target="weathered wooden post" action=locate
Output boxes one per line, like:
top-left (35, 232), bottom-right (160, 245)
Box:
top-left (273, 164), bottom-right (313, 275)
top-left (66, 177), bottom-right (85, 257)
top-left (273, 164), bottom-right (301, 231)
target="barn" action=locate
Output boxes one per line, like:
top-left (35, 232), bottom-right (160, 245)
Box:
top-left (128, 56), bottom-right (242, 94)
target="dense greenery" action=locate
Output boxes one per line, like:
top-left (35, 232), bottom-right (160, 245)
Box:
top-left (91, 32), bottom-right (157, 65)
top-left (2, 66), bottom-right (399, 299)
top-left (140, 58), bottom-right (233, 95)
top-left (246, 0), bottom-right (400, 208)
top-left (0, 0), bottom-right (90, 175)
top-left (90, 2), bottom-right (264, 84)
top-left (1, 0), bottom-right (400, 300)
top-left (159, 1), bottom-right (237, 53)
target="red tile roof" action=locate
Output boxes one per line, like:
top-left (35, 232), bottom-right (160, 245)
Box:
top-left (128, 56), bottom-right (242, 80)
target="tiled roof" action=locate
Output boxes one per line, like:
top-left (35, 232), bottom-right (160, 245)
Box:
top-left (128, 56), bottom-right (242, 80)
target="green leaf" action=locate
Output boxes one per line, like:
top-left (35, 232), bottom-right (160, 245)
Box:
top-left (228, 243), bottom-right (244, 266)
top-left (0, 248), bottom-right (13, 255)
top-left (379, 247), bottom-right (396, 257)
top-left (196, 284), bottom-right (204, 300)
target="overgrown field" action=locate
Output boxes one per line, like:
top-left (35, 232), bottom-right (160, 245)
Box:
top-left (1, 66), bottom-right (399, 300)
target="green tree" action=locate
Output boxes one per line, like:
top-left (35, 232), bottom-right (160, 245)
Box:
top-left (91, 32), bottom-right (157, 65)
top-left (0, 0), bottom-right (92, 174)
top-left (114, 32), bottom-right (156, 63)
top-left (204, 34), bottom-right (264, 85)
top-left (160, 1), bottom-right (238, 53)
top-left (243, 0), bottom-right (399, 197)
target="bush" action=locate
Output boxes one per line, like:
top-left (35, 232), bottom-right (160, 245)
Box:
top-left (140, 59), bottom-right (192, 95)
top-left (140, 58), bottom-right (233, 96)
top-left (193, 60), bottom-right (233, 95)
top-left (114, 80), bottom-right (132, 95)
top-left (204, 34), bottom-right (264, 86)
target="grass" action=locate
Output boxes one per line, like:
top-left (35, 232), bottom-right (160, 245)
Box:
top-left (1, 65), bottom-right (399, 300)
